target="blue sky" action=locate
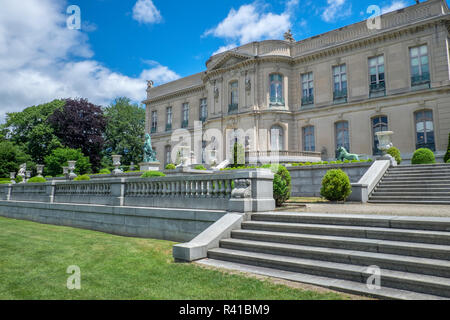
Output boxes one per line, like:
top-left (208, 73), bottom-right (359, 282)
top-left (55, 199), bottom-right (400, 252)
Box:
top-left (0, 0), bottom-right (431, 120)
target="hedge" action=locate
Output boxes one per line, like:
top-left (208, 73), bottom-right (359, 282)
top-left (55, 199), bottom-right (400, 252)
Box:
top-left (141, 171), bottom-right (166, 178)
top-left (27, 176), bottom-right (47, 183)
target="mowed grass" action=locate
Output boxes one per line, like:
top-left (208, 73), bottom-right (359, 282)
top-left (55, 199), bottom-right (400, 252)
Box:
top-left (0, 217), bottom-right (347, 300)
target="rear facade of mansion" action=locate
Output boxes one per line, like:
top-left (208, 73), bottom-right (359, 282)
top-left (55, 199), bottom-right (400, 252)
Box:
top-left (144, 0), bottom-right (450, 166)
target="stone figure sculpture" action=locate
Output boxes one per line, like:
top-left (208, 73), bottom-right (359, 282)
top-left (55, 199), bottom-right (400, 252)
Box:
top-left (337, 147), bottom-right (359, 161)
top-left (143, 133), bottom-right (157, 163)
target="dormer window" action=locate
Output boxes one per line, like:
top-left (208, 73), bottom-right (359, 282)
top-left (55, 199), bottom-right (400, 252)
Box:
top-left (270, 74), bottom-right (284, 106)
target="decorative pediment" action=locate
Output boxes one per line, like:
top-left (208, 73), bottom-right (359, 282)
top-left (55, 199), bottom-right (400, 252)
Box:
top-left (208, 52), bottom-right (253, 71)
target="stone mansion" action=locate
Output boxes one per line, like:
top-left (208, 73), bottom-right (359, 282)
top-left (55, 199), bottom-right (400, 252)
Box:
top-left (144, 0), bottom-right (450, 166)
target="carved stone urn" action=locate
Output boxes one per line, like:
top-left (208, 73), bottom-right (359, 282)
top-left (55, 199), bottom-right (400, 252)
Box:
top-left (36, 165), bottom-right (44, 177)
top-left (112, 155), bottom-right (123, 175)
top-left (67, 161), bottom-right (77, 179)
top-left (375, 131), bottom-right (394, 155)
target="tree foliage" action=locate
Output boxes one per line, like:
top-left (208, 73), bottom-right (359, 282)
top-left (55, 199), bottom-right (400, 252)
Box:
top-left (103, 97), bottom-right (145, 165)
top-left (0, 141), bottom-right (33, 178)
top-left (44, 148), bottom-right (91, 177)
top-left (49, 98), bottom-right (106, 172)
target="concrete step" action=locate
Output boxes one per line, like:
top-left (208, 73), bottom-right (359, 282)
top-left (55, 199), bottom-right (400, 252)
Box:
top-left (371, 192), bottom-right (450, 197)
top-left (391, 165), bottom-right (450, 170)
top-left (373, 187), bottom-right (450, 192)
top-left (231, 230), bottom-right (450, 260)
top-left (369, 196), bottom-right (450, 202)
top-left (198, 258), bottom-right (446, 300)
top-left (241, 221), bottom-right (450, 245)
top-left (208, 248), bottom-right (450, 298)
top-left (385, 173), bottom-right (450, 178)
top-left (377, 182), bottom-right (450, 187)
top-left (251, 213), bottom-right (450, 232)
top-left (387, 169), bottom-right (450, 175)
top-left (381, 177), bottom-right (450, 182)
top-left (368, 200), bottom-right (450, 205)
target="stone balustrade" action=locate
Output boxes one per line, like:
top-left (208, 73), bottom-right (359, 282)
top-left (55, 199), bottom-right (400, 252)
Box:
top-left (0, 169), bottom-right (275, 213)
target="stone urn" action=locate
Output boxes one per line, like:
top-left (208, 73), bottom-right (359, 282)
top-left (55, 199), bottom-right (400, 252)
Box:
top-left (112, 155), bottom-right (123, 174)
top-left (67, 161), bottom-right (77, 179)
top-left (25, 171), bottom-right (31, 182)
top-left (376, 131), bottom-right (394, 155)
top-left (36, 165), bottom-right (44, 177)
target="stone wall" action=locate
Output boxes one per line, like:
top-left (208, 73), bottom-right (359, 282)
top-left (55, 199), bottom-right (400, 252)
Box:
top-left (288, 163), bottom-right (372, 197)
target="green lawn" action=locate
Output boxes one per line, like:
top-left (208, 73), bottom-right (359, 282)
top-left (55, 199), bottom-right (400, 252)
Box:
top-left (0, 217), bottom-right (346, 300)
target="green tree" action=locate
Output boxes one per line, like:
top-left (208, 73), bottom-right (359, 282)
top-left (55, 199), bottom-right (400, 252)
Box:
top-left (2, 100), bottom-right (64, 163)
top-left (103, 97), bottom-right (146, 165)
top-left (44, 148), bottom-right (91, 177)
top-left (0, 141), bottom-right (33, 178)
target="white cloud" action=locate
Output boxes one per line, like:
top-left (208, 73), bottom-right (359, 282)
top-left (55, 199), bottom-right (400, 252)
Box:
top-left (132, 0), bottom-right (162, 24)
top-left (321, 0), bottom-right (352, 23)
top-left (0, 0), bottom-right (179, 122)
top-left (381, 0), bottom-right (408, 14)
top-left (204, 1), bottom-right (298, 46)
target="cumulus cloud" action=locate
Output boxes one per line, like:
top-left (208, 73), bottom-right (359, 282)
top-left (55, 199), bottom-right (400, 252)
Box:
top-left (132, 0), bottom-right (162, 24)
top-left (381, 0), bottom-right (408, 14)
top-left (321, 0), bottom-right (352, 23)
top-left (204, 1), bottom-right (298, 46)
top-left (0, 0), bottom-right (178, 121)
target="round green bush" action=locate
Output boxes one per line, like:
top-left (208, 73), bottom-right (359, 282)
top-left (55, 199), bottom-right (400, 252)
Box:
top-left (261, 164), bottom-right (291, 207)
top-left (165, 164), bottom-right (176, 170)
top-left (15, 175), bottom-right (23, 184)
top-left (27, 176), bottom-right (47, 183)
top-left (74, 175), bottom-right (91, 181)
top-left (194, 165), bottom-right (207, 170)
top-left (411, 148), bottom-right (436, 165)
top-left (387, 147), bottom-right (402, 165)
top-left (99, 169), bottom-right (111, 175)
top-left (320, 169), bottom-right (352, 202)
top-left (141, 171), bottom-right (166, 178)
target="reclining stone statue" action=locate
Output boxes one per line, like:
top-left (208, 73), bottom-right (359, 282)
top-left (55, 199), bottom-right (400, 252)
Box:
top-left (336, 147), bottom-right (359, 161)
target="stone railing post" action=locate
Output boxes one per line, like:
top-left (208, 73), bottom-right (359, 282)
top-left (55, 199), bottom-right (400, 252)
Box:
top-left (3, 184), bottom-right (12, 201)
top-left (228, 169), bottom-right (275, 213)
top-left (111, 178), bottom-right (125, 206)
top-left (46, 181), bottom-right (56, 203)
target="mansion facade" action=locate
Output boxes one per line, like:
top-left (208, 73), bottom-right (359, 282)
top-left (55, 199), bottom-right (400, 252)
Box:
top-left (144, 0), bottom-right (450, 166)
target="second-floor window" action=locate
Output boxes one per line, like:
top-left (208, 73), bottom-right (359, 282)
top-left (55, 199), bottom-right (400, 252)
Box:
top-left (410, 45), bottom-right (430, 88)
top-left (369, 55), bottom-right (385, 97)
top-left (302, 126), bottom-right (315, 152)
top-left (301, 72), bottom-right (314, 106)
top-left (270, 74), bottom-right (284, 106)
top-left (182, 103), bottom-right (189, 128)
top-left (151, 111), bottom-right (157, 133)
top-left (166, 107), bottom-right (172, 131)
top-left (200, 98), bottom-right (207, 122)
top-left (333, 64), bottom-right (347, 103)
top-left (229, 81), bottom-right (239, 113)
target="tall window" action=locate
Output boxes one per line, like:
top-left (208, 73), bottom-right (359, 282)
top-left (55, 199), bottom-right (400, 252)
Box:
top-left (229, 81), bottom-right (239, 113)
top-left (270, 74), bottom-right (284, 106)
top-left (335, 121), bottom-right (350, 155)
top-left (369, 55), bottom-right (385, 97)
top-left (200, 98), bottom-right (207, 122)
top-left (301, 72), bottom-right (314, 106)
top-left (302, 126), bottom-right (315, 152)
top-left (333, 64), bottom-right (347, 103)
top-left (372, 116), bottom-right (388, 155)
top-left (410, 45), bottom-right (430, 88)
top-left (415, 110), bottom-right (435, 151)
top-left (182, 103), bottom-right (189, 128)
top-left (164, 145), bottom-right (171, 165)
top-left (151, 111), bottom-right (157, 133)
top-left (270, 125), bottom-right (284, 151)
top-left (166, 107), bottom-right (172, 131)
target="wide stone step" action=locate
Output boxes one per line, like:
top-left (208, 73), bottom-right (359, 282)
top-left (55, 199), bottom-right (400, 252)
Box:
top-left (371, 192), bottom-right (450, 197)
top-left (251, 213), bottom-right (450, 231)
top-left (373, 187), bottom-right (450, 192)
top-left (208, 248), bottom-right (450, 298)
top-left (241, 221), bottom-right (450, 245)
top-left (377, 182), bottom-right (450, 187)
top-left (385, 172), bottom-right (450, 178)
top-left (230, 230), bottom-right (450, 260)
top-left (391, 165), bottom-right (450, 170)
top-left (369, 196), bottom-right (450, 202)
top-left (368, 200), bottom-right (450, 205)
top-left (198, 259), bottom-right (445, 300)
top-left (381, 177), bottom-right (450, 182)
top-left (387, 170), bottom-right (450, 175)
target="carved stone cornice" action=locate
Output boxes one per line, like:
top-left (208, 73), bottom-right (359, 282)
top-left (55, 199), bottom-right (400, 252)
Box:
top-left (143, 84), bottom-right (205, 104)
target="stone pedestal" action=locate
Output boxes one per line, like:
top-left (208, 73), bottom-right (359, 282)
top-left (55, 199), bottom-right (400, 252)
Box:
top-left (139, 162), bottom-right (161, 172)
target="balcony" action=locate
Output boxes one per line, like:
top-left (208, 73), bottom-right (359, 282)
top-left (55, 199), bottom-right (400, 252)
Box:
top-left (369, 82), bottom-right (386, 98)
top-left (411, 72), bottom-right (430, 88)
top-left (245, 150), bottom-right (322, 165)
top-left (181, 120), bottom-right (189, 128)
top-left (151, 127), bottom-right (157, 134)
top-left (301, 95), bottom-right (314, 106)
top-left (165, 123), bottom-right (172, 132)
top-left (228, 103), bottom-right (238, 114)
top-left (333, 89), bottom-right (347, 103)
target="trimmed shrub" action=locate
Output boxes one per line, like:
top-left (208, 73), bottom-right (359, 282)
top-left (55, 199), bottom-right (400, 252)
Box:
top-left (141, 171), bottom-right (166, 178)
top-left (99, 169), bottom-right (111, 175)
top-left (165, 164), bottom-right (176, 170)
top-left (411, 148), bottom-right (436, 165)
top-left (444, 133), bottom-right (450, 164)
top-left (387, 147), bottom-right (402, 165)
top-left (15, 175), bottom-right (23, 184)
top-left (261, 164), bottom-right (291, 207)
top-left (320, 169), bottom-right (352, 202)
top-left (74, 175), bottom-right (91, 181)
top-left (27, 176), bottom-right (47, 183)
top-left (194, 165), bottom-right (207, 170)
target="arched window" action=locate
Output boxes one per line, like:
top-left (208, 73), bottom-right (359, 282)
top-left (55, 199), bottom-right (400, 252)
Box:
top-left (270, 125), bottom-right (284, 151)
top-left (372, 116), bottom-right (388, 155)
top-left (335, 121), bottom-right (350, 156)
top-left (415, 110), bottom-right (435, 151)
top-left (270, 74), bottom-right (284, 106)
top-left (302, 126), bottom-right (315, 152)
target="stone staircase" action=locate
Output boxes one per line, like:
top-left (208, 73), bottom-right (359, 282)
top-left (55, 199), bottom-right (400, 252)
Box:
top-left (369, 164), bottom-right (450, 204)
top-left (199, 213), bottom-right (450, 300)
